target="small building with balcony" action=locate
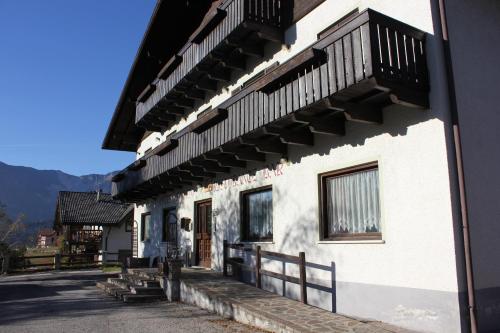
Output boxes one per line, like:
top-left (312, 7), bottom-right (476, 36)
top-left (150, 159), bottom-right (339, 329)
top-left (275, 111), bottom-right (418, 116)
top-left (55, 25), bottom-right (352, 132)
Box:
top-left (54, 191), bottom-right (133, 263)
top-left (101, 0), bottom-right (500, 332)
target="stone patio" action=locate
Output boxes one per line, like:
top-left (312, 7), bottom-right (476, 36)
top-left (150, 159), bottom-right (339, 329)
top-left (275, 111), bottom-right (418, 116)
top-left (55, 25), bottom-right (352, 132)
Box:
top-left (179, 268), bottom-right (418, 333)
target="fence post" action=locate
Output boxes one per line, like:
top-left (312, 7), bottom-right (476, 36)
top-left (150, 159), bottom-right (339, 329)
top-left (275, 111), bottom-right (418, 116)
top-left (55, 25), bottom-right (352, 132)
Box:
top-left (223, 240), bottom-right (228, 276)
top-left (299, 251), bottom-right (307, 304)
top-left (1, 255), bottom-right (10, 274)
top-left (54, 253), bottom-right (61, 270)
top-left (256, 246), bottom-right (261, 288)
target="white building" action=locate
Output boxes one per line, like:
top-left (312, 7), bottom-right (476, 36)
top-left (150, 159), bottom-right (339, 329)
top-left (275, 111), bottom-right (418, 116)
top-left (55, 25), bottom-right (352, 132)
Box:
top-left (102, 1), bottom-right (500, 332)
top-left (54, 191), bottom-right (133, 263)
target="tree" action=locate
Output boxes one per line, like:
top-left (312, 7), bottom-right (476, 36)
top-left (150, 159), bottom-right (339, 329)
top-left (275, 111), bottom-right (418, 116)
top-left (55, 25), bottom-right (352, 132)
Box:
top-left (0, 203), bottom-right (25, 272)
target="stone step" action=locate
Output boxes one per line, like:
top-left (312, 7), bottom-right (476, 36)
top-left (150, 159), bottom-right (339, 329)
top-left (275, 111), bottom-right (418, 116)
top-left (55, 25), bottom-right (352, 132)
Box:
top-left (107, 278), bottom-right (131, 290)
top-left (143, 280), bottom-right (161, 288)
top-left (122, 294), bottom-right (164, 303)
top-left (96, 281), bottom-right (128, 298)
top-left (130, 286), bottom-right (164, 296)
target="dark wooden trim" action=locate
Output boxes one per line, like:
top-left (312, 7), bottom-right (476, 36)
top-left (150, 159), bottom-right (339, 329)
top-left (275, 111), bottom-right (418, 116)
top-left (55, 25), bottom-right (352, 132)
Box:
top-left (256, 48), bottom-right (326, 93)
top-left (317, 8), bottom-right (360, 39)
top-left (137, 84), bottom-right (156, 103)
top-left (151, 138), bottom-right (179, 156)
top-left (111, 173), bottom-right (125, 182)
top-left (191, 8), bottom-right (228, 44)
top-left (189, 108), bottom-right (228, 134)
top-left (240, 185), bottom-right (273, 242)
top-left (318, 162), bottom-right (381, 241)
top-left (290, 0), bottom-right (327, 24)
top-left (127, 159), bottom-right (147, 171)
top-left (158, 55), bottom-right (183, 80)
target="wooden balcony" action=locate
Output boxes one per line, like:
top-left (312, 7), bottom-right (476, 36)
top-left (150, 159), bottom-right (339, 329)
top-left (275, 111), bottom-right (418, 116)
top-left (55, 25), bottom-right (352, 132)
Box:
top-left (135, 0), bottom-right (286, 132)
top-left (114, 9), bottom-right (429, 202)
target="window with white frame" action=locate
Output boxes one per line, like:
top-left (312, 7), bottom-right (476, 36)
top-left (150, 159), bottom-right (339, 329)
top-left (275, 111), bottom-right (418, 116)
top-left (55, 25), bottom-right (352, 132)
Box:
top-left (319, 163), bottom-right (381, 240)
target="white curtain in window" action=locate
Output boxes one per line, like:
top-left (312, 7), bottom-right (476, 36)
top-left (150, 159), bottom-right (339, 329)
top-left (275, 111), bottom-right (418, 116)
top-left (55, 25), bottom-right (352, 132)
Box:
top-left (326, 169), bottom-right (380, 235)
top-left (144, 215), bottom-right (151, 240)
top-left (248, 190), bottom-right (273, 239)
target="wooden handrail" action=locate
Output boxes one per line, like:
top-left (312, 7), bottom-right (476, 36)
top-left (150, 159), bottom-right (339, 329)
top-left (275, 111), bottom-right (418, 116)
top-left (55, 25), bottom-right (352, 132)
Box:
top-left (223, 240), bottom-right (308, 304)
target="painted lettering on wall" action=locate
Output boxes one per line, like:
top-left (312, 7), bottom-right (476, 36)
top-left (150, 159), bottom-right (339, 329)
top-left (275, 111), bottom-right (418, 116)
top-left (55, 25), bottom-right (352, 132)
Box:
top-left (202, 162), bottom-right (286, 193)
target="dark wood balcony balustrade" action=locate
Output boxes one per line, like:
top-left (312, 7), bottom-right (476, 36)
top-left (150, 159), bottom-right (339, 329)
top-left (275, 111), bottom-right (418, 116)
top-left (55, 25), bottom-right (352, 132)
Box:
top-left (135, 0), bottom-right (285, 132)
top-left (114, 9), bottom-right (429, 202)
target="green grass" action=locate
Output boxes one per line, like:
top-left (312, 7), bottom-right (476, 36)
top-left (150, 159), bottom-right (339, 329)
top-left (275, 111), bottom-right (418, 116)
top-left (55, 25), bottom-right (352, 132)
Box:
top-left (102, 265), bottom-right (122, 273)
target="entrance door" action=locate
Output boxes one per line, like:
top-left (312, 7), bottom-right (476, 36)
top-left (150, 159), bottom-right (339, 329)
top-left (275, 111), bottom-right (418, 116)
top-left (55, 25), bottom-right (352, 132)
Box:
top-left (195, 199), bottom-right (212, 268)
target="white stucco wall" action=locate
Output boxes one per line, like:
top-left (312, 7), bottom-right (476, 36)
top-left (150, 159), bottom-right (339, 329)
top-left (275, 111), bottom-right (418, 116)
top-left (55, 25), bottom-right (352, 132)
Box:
top-left (102, 222), bottom-right (132, 262)
top-left (130, 1), bottom-right (465, 331)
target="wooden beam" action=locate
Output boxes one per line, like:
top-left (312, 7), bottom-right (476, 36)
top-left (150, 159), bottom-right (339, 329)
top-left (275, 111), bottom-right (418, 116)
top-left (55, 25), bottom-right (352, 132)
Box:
top-left (189, 108), bottom-right (228, 134)
top-left (207, 68), bottom-right (232, 82)
top-left (177, 165), bottom-right (216, 178)
top-left (219, 146), bottom-right (266, 162)
top-left (174, 98), bottom-right (195, 109)
top-left (291, 114), bottom-right (345, 136)
top-left (203, 154), bottom-right (247, 168)
top-left (239, 137), bottom-right (287, 155)
top-left (189, 160), bottom-right (230, 174)
top-left (194, 79), bottom-right (218, 92)
top-left (263, 126), bottom-right (314, 146)
top-left (208, 53), bottom-right (246, 71)
top-left (324, 97), bottom-right (383, 124)
top-left (183, 89), bottom-right (205, 101)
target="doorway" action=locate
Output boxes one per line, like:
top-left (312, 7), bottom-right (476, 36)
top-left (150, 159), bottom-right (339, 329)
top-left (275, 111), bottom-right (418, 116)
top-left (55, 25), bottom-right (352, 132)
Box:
top-left (195, 199), bottom-right (212, 268)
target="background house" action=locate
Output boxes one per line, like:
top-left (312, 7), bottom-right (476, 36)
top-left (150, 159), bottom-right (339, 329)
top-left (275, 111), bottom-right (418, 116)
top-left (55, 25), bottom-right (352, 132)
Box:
top-left (35, 229), bottom-right (57, 248)
top-left (54, 191), bottom-right (133, 263)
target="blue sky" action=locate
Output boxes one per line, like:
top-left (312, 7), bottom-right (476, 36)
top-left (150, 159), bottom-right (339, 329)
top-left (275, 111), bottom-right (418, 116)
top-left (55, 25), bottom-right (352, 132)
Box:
top-left (0, 0), bottom-right (156, 176)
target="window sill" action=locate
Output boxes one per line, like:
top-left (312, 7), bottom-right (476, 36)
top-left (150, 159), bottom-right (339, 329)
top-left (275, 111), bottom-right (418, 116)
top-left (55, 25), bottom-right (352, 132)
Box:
top-left (318, 240), bottom-right (385, 244)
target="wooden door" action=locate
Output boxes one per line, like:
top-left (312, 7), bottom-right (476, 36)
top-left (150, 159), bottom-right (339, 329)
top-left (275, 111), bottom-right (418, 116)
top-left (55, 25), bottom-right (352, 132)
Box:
top-left (195, 200), bottom-right (212, 268)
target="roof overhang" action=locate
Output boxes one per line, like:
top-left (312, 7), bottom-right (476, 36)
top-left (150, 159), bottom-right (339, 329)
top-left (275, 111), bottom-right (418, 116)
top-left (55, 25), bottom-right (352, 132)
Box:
top-left (102, 0), bottom-right (215, 151)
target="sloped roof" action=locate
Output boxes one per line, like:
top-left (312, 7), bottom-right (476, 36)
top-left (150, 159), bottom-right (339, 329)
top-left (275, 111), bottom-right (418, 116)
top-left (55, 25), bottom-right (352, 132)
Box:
top-left (38, 229), bottom-right (57, 237)
top-left (56, 191), bottom-right (132, 226)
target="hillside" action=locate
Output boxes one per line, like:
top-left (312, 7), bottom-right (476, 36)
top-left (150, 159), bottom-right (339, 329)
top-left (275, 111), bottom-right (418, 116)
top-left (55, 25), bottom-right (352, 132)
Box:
top-left (0, 161), bottom-right (115, 233)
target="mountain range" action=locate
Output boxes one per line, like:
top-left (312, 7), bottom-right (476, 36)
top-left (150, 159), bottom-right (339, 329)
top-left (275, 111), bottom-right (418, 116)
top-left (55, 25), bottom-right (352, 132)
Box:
top-left (0, 161), bottom-right (115, 237)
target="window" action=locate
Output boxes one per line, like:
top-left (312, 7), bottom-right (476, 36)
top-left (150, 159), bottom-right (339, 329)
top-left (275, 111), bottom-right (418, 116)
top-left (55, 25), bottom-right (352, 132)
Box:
top-left (242, 187), bottom-right (273, 241)
top-left (162, 208), bottom-right (177, 243)
top-left (125, 219), bottom-right (132, 232)
top-left (140, 213), bottom-right (151, 242)
top-left (319, 163), bottom-right (381, 240)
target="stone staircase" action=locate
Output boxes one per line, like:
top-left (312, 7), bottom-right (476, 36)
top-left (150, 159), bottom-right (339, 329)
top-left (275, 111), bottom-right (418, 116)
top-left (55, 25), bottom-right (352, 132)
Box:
top-left (96, 268), bottom-right (165, 303)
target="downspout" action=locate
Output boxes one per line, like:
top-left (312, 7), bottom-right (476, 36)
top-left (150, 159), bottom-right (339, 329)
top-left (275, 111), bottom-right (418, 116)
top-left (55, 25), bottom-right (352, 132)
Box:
top-left (436, 0), bottom-right (477, 331)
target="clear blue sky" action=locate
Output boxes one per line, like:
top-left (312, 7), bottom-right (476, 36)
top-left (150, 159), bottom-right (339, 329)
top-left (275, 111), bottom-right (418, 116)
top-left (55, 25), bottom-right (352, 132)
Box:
top-left (0, 0), bottom-right (156, 176)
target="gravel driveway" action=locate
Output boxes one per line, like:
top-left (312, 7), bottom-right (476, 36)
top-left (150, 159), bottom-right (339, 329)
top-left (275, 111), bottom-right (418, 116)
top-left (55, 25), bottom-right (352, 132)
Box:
top-left (0, 269), bottom-right (265, 333)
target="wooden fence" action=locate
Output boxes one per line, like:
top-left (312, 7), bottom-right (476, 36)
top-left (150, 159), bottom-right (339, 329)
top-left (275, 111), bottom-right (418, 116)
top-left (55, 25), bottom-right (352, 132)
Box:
top-left (5, 253), bottom-right (102, 273)
top-left (223, 240), bottom-right (335, 305)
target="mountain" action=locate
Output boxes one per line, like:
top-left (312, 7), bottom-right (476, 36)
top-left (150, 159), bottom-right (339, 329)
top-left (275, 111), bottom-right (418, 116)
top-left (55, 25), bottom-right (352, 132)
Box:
top-left (0, 161), bottom-right (116, 234)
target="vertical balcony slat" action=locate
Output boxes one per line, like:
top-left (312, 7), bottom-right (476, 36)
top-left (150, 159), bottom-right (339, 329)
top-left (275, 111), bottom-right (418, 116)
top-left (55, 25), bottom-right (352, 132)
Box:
top-left (292, 77), bottom-right (300, 110)
top-left (343, 34), bottom-right (354, 86)
top-left (279, 85), bottom-right (286, 117)
top-left (326, 44), bottom-right (337, 94)
top-left (312, 66), bottom-right (321, 102)
top-left (334, 40), bottom-right (345, 90)
top-left (320, 63), bottom-right (329, 99)
top-left (351, 27), bottom-right (364, 82)
top-left (268, 91), bottom-right (275, 122)
top-left (286, 82), bottom-right (293, 114)
top-left (306, 70), bottom-right (314, 105)
top-left (388, 28), bottom-right (399, 80)
top-left (298, 74), bottom-right (306, 108)
top-left (395, 30), bottom-right (407, 83)
top-left (272, 90), bottom-right (279, 120)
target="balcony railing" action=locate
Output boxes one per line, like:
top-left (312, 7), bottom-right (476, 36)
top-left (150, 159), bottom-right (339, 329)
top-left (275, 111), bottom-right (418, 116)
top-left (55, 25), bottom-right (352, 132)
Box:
top-left (114, 9), bottom-right (429, 202)
top-left (135, 0), bottom-right (286, 132)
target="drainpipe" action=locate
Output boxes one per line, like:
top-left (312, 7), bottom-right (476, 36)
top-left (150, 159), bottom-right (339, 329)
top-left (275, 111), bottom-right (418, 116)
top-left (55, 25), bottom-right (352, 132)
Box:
top-left (436, 0), bottom-right (477, 331)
